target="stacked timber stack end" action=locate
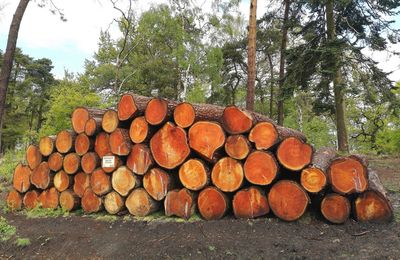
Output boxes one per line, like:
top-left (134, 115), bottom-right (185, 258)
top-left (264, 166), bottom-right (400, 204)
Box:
top-left (6, 93), bottom-right (393, 224)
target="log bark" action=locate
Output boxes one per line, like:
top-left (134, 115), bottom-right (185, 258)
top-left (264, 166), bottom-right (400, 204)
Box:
top-left (90, 168), bottom-right (111, 196)
top-left (63, 153), bottom-right (81, 175)
top-left (224, 135), bottom-right (250, 160)
top-left (327, 155), bottom-right (368, 195)
top-left (276, 137), bottom-right (313, 171)
top-left (75, 133), bottom-right (94, 156)
top-left (164, 188), bottom-right (196, 220)
top-left (95, 132), bottom-right (111, 158)
top-left (26, 144), bottom-right (42, 170)
top-left (244, 151), bottom-right (278, 186)
top-left (39, 188), bottom-right (59, 209)
top-left (48, 152), bottom-right (63, 172)
top-left (81, 152), bottom-right (100, 174)
top-left (150, 122), bottom-right (190, 169)
top-left (301, 147), bottom-right (337, 193)
top-left (198, 187), bottom-right (229, 220)
top-left (55, 130), bottom-right (76, 154)
top-left (102, 109), bottom-right (120, 133)
top-left (126, 143), bottom-right (153, 175)
top-left (73, 172), bottom-right (90, 198)
top-left (320, 193), bottom-right (350, 224)
top-left (109, 128), bottom-right (132, 156)
top-left (178, 159), bottom-right (210, 191)
top-left (104, 191), bottom-right (125, 215)
top-left (101, 153), bottom-right (122, 173)
top-left (39, 135), bottom-right (56, 157)
top-left (354, 169), bottom-right (393, 222)
top-left (233, 186), bottom-right (270, 219)
top-left (129, 116), bottom-right (153, 144)
top-left (248, 122), bottom-right (278, 150)
top-left (13, 163), bottom-right (31, 193)
top-left (85, 117), bottom-right (102, 137)
top-left (31, 162), bottom-right (52, 189)
top-left (81, 188), bottom-right (103, 213)
top-left (71, 107), bottom-right (105, 134)
top-left (268, 180), bottom-right (310, 221)
top-left (173, 102), bottom-right (195, 128)
top-left (188, 121), bottom-right (225, 162)
top-left (54, 170), bottom-right (72, 192)
top-left (143, 168), bottom-right (174, 201)
top-left (7, 189), bottom-right (22, 211)
top-left (211, 157), bottom-right (244, 192)
top-left (111, 166), bottom-right (140, 196)
top-left (117, 93), bottom-right (148, 121)
top-left (59, 190), bottom-right (80, 212)
top-left (126, 188), bottom-right (159, 217)
top-left (23, 190), bottom-right (39, 210)
top-left (145, 98), bottom-right (170, 126)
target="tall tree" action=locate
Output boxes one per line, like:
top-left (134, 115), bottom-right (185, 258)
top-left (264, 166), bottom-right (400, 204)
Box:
top-left (246, 0), bottom-right (257, 111)
top-left (0, 0), bottom-right (30, 151)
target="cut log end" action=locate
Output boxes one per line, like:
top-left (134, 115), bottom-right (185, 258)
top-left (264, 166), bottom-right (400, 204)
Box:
top-left (145, 98), bottom-right (168, 126)
top-left (174, 102), bottom-right (195, 128)
top-left (56, 130), bottom-right (75, 154)
top-left (71, 107), bottom-right (90, 134)
top-left (321, 193), bottom-right (350, 224)
top-left (90, 168), bottom-right (111, 196)
top-left (198, 187), bottom-right (229, 220)
top-left (248, 122), bottom-right (278, 150)
top-left (39, 188), bottom-right (59, 209)
top-left (13, 163), bottom-right (31, 193)
top-left (7, 190), bottom-right (22, 211)
top-left (95, 132), bottom-right (111, 158)
top-left (75, 133), bottom-right (92, 156)
top-left (126, 188), bottom-right (159, 217)
top-left (31, 162), bottom-right (51, 189)
top-left (54, 170), bottom-right (72, 192)
top-left (143, 168), bottom-right (173, 201)
top-left (23, 190), bottom-right (40, 210)
top-left (85, 118), bottom-right (101, 137)
top-left (328, 156), bottom-right (369, 195)
top-left (150, 122), bottom-right (190, 169)
top-left (355, 190), bottom-right (393, 222)
top-left (189, 121), bottom-right (225, 161)
top-left (109, 128), bottom-right (132, 156)
top-left (118, 94), bottom-right (138, 121)
top-left (179, 159), bottom-right (209, 191)
top-left (276, 137), bottom-right (313, 171)
top-left (127, 143), bottom-right (153, 175)
top-left (102, 109), bottom-right (119, 133)
top-left (233, 187), bottom-right (269, 219)
top-left (222, 106), bottom-right (253, 134)
top-left (244, 151), bottom-right (278, 186)
top-left (59, 190), bottom-right (80, 212)
top-left (101, 153), bottom-right (121, 173)
top-left (81, 188), bottom-right (103, 213)
top-left (48, 152), bottom-right (63, 172)
top-left (26, 145), bottom-right (42, 170)
top-left (112, 166), bottom-right (139, 196)
top-left (129, 116), bottom-right (149, 144)
top-left (211, 157), bottom-right (244, 192)
top-left (224, 135), bottom-right (250, 160)
top-left (39, 136), bottom-right (55, 156)
top-left (301, 167), bottom-right (327, 193)
top-left (81, 152), bottom-right (100, 174)
top-left (164, 188), bottom-right (196, 220)
top-left (73, 172), bottom-right (90, 198)
top-left (105, 191), bottom-right (125, 215)
top-left (268, 180), bottom-right (310, 221)
top-left (63, 153), bottom-right (81, 175)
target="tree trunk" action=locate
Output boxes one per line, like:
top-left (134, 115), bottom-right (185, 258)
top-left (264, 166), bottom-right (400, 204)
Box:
top-left (246, 0), bottom-right (257, 111)
top-left (0, 0), bottom-right (30, 152)
top-left (233, 186), bottom-right (270, 219)
top-left (277, 0), bottom-right (290, 125)
top-left (267, 54), bottom-right (274, 119)
top-left (326, 0), bottom-right (349, 152)
top-left (198, 187), bottom-right (229, 220)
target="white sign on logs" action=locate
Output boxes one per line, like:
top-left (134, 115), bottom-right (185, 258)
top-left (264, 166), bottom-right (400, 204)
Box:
top-left (102, 156), bottom-right (115, 168)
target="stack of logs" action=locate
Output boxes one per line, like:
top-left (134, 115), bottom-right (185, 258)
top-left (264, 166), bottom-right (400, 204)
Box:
top-left (7, 93), bottom-right (393, 223)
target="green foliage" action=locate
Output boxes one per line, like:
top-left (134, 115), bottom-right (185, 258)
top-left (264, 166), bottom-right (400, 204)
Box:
top-left (0, 216), bottom-right (16, 241)
top-left (39, 77), bottom-right (103, 137)
top-left (15, 238), bottom-right (31, 247)
top-left (0, 148), bottom-right (25, 183)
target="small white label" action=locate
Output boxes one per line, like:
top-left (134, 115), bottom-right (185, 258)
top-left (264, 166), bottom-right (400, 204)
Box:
top-left (102, 156), bottom-right (115, 168)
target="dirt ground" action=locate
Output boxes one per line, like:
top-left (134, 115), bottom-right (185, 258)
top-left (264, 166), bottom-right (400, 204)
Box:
top-left (1, 157), bottom-right (399, 259)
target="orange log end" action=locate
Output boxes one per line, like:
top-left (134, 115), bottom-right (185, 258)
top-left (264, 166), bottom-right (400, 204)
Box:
top-left (81, 152), bottom-right (100, 174)
top-left (111, 166), bottom-right (138, 196)
top-left (13, 163), bottom-right (31, 193)
top-left (105, 191), bottom-right (125, 215)
top-left (179, 159), bottom-right (209, 191)
top-left (75, 133), bottom-right (92, 156)
top-left (60, 190), bottom-right (80, 212)
top-left (48, 152), bottom-right (63, 172)
top-left (71, 107), bottom-right (90, 134)
top-left (63, 153), bottom-right (81, 175)
top-left (26, 144), bottom-right (42, 170)
top-left (129, 116), bottom-right (149, 144)
top-left (143, 168), bottom-right (173, 201)
top-left (90, 168), bottom-right (111, 196)
top-left (39, 188), bottom-right (59, 209)
top-left (198, 187), bottom-right (229, 220)
top-left (39, 136), bottom-right (55, 156)
top-left (233, 187), bottom-right (269, 219)
top-left (145, 98), bottom-right (168, 126)
top-left (301, 167), bottom-right (327, 193)
top-left (127, 143), bottom-right (153, 175)
top-left (31, 162), bottom-right (51, 189)
top-left (173, 102), bottom-right (195, 128)
top-left (224, 135), bottom-right (250, 160)
top-left (355, 190), bottom-right (393, 222)
top-left (82, 188), bottom-right (103, 213)
top-left (54, 170), bottom-right (71, 192)
top-left (211, 157), bottom-right (244, 192)
top-left (56, 130), bottom-right (75, 154)
top-left (126, 188), bottom-right (159, 217)
top-left (222, 106), bottom-right (253, 134)
top-left (23, 190), bottom-right (40, 210)
top-left (276, 137), bottom-right (313, 171)
top-left (268, 180), bottom-right (310, 221)
top-left (101, 153), bottom-right (120, 173)
top-left (189, 121), bottom-right (225, 161)
top-left (7, 190), bottom-right (22, 211)
top-left (244, 151), bottom-right (278, 186)
top-left (95, 132), bottom-right (111, 158)
top-left (73, 172), bottom-right (90, 198)
top-left (85, 118), bottom-right (100, 137)
top-left (150, 122), bottom-right (190, 169)
top-left (248, 122), bottom-right (278, 150)
top-left (118, 94), bottom-right (138, 121)
top-left (321, 193), bottom-right (350, 224)
top-left (102, 109), bottom-right (119, 133)
top-left (164, 188), bottom-right (195, 220)
top-left (109, 128), bottom-right (132, 156)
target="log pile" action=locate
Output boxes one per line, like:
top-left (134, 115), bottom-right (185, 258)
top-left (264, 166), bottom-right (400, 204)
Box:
top-left (7, 93), bottom-right (393, 223)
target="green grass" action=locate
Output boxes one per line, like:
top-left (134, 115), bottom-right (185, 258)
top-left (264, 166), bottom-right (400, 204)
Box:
top-left (0, 216), bottom-right (16, 241)
top-left (15, 238), bottom-right (31, 247)
top-left (0, 149), bottom-right (26, 183)
top-left (24, 207), bottom-right (69, 219)
top-left (132, 211), bottom-right (202, 223)
top-left (88, 213), bottom-right (118, 222)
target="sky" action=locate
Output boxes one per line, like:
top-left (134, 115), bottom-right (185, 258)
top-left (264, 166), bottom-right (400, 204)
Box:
top-left (0, 0), bottom-right (399, 82)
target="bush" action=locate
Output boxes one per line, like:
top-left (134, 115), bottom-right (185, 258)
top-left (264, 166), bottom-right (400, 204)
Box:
top-left (0, 149), bottom-right (26, 184)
